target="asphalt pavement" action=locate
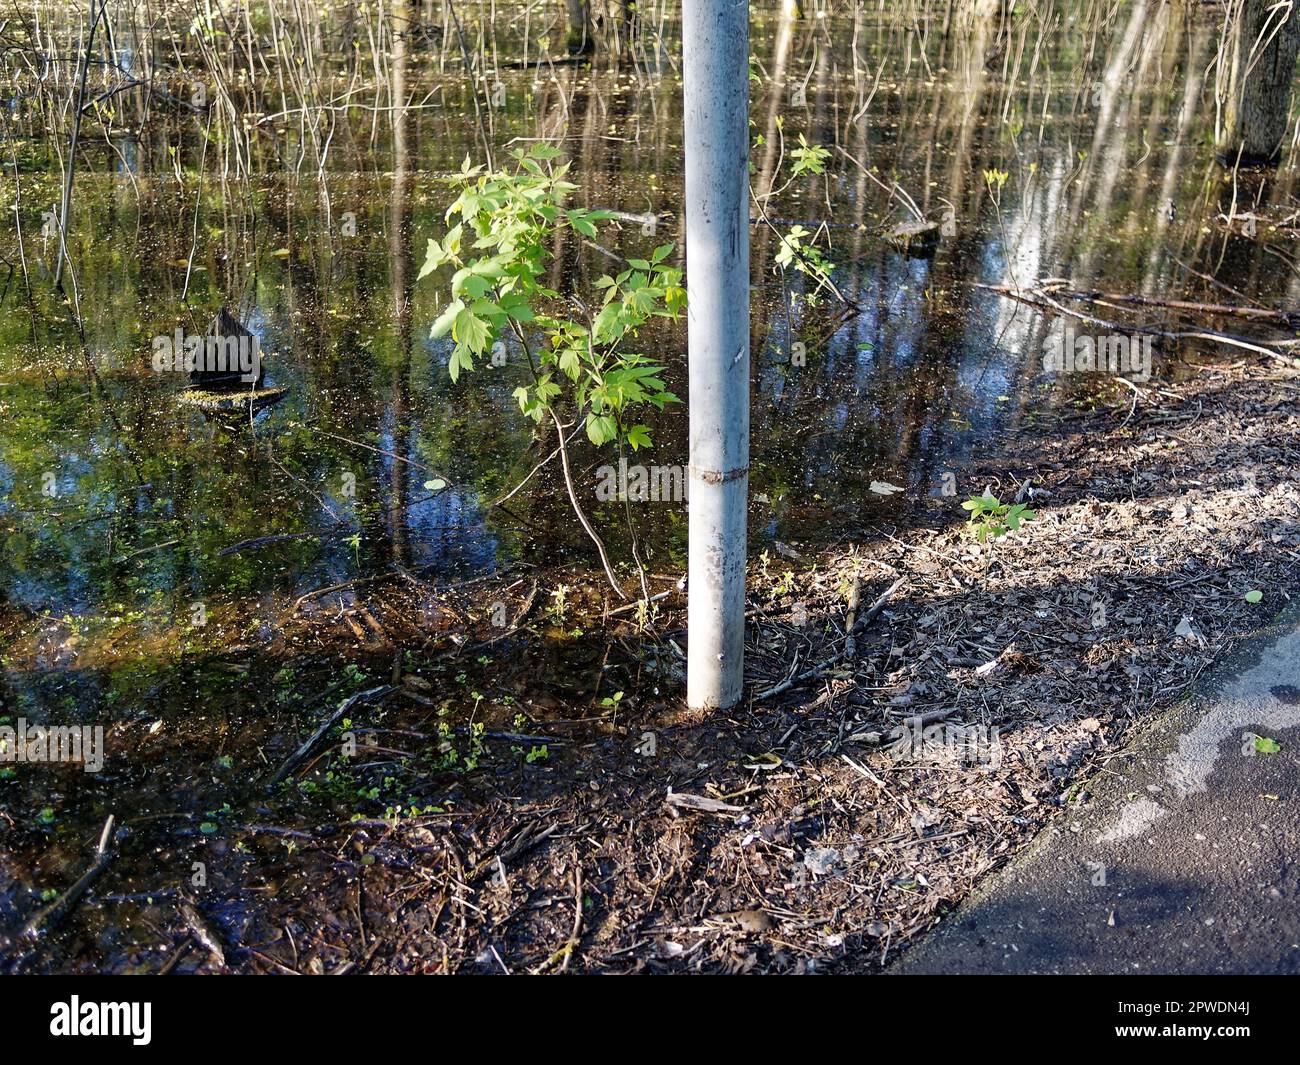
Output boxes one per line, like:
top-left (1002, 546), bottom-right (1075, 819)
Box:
top-left (894, 601), bottom-right (1300, 975)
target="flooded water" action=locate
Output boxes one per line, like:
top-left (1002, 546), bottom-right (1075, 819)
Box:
top-left (4, 2), bottom-right (1298, 621)
top-left (2, 0), bottom-right (1299, 969)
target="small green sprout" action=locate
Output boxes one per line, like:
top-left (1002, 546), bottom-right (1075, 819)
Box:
top-left (962, 492), bottom-right (1036, 543)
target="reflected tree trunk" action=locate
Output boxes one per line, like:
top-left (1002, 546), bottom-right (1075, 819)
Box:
top-left (1144, 18), bottom-right (1212, 292)
top-left (755, 0), bottom-right (799, 201)
top-left (389, 16), bottom-right (412, 567)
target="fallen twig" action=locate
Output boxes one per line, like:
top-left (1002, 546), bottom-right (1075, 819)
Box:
top-left (755, 578), bottom-right (903, 701)
top-left (665, 790), bottom-right (744, 814)
top-left (267, 685), bottom-right (396, 789)
top-left (977, 281), bottom-right (1300, 369)
top-left (20, 815), bottom-right (116, 941)
top-left (1045, 285), bottom-right (1299, 326)
top-left (532, 865), bottom-right (584, 974)
top-left (178, 899), bottom-right (227, 968)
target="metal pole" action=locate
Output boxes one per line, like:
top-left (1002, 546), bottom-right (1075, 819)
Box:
top-left (684, 0), bottom-right (750, 710)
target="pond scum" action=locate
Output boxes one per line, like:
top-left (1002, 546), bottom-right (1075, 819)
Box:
top-left (0, 0), bottom-right (1297, 974)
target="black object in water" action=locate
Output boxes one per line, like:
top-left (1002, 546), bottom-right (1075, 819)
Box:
top-left (190, 306), bottom-right (264, 391)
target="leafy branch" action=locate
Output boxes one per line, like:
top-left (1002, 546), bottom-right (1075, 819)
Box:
top-left (419, 145), bottom-right (685, 599)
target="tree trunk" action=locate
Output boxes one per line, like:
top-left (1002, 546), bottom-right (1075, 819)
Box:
top-left (683, 0), bottom-right (750, 710)
top-left (1217, 0), bottom-right (1300, 165)
top-left (565, 0), bottom-right (594, 54)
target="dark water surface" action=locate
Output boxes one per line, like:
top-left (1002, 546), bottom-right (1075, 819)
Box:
top-left (2, 4), bottom-right (1300, 621)
top-left (4, 3), bottom-right (1296, 624)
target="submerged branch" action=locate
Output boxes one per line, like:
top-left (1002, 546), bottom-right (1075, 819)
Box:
top-left (977, 281), bottom-right (1300, 370)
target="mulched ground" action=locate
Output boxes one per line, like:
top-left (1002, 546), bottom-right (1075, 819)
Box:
top-left (3, 351), bottom-right (1297, 974)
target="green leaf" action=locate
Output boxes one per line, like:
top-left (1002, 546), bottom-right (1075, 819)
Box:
top-left (1254, 736), bottom-right (1281, 754)
top-left (536, 379), bottom-right (561, 405)
top-left (558, 347), bottom-right (581, 381)
top-left (586, 413), bottom-right (617, 446)
top-left (447, 349), bottom-right (463, 382)
top-left (461, 273), bottom-right (492, 299)
top-left (1005, 505), bottom-right (1035, 531)
top-left (567, 210), bottom-right (598, 238)
top-left (417, 238), bottom-right (443, 280)
top-left (1244, 590), bottom-right (1264, 604)
top-left (592, 302), bottom-right (623, 344)
top-left (453, 307), bottom-right (491, 354)
top-left (627, 424), bottom-right (653, 451)
top-left (430, 299), bottom-right (464, 339)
